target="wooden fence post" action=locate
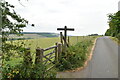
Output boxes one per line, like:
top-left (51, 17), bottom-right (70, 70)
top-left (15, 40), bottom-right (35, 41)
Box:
top-left (24, 48), bottom-right (32, 65)
top-left (55, 43), bottom-right (58, 62)
top-left (68, 36), bottom-right (70, 45)
top-left (35, 48), bottom-right (43, 64)
top-left (58, 43), bottom-right (62, 61)
top-left (60, 32), bottom-right (63, 46)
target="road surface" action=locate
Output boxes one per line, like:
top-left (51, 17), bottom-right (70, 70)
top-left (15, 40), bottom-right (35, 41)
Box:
top-left (56, 36), bottom-right (118, 78)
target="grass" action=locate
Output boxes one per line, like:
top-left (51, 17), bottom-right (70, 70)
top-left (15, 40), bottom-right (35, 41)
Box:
top-left (4, 58), bottom-right (23, 67)
top-left (56, 36), bottom-right (98, 71)
top-left (110, 37), bottom-right (120, 45)
top-left (12, 37), bottom-right (60, 52)
top-left (69, 36), bottom-right (96, 45)
top-left (9, 36), bottom-right (97, 51)
top-left (2, 36), bottom-right (99, 78)
top-left (5, 37), bottom-right (60, 65)
top-left (4, 36), bottom-right (98, 72)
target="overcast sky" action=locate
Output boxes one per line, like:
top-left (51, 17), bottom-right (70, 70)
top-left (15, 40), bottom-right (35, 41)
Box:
top-left (6, 0), bottom-right (119, 36)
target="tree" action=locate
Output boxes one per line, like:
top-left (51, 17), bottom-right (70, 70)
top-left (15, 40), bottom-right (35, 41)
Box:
top-left (1, 0), bottom-right (29, 61)
top-left (105, 11), bottom-right (120, 40)
top-left (0, 1), bottom-right (56, 79)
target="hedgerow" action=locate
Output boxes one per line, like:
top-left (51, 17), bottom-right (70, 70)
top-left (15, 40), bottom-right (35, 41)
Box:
top-left (56, 39), bottom-right (93, 71)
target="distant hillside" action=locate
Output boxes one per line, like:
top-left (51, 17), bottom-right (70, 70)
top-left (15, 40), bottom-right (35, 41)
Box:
top-left (21, 32), bottom-right (59, 37)
top-left (7, 32), bottom-right (59, 40)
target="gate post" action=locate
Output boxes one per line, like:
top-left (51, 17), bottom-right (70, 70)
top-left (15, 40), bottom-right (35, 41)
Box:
top-left (58, 43), bottom-right (62, 61)
top-left (24, 48), bottom-right (32, 65)
top-left (55, 43), bottom-right (58, 62)
top-left (35, 48), bottom-right (43, 64)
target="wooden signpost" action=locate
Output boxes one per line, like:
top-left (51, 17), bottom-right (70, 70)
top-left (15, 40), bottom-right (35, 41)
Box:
top-left (57, 26), bottom-right (74, 50)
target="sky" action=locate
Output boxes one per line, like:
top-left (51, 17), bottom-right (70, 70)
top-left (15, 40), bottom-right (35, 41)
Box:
top-left (6, 0), bottom-right (120, 36)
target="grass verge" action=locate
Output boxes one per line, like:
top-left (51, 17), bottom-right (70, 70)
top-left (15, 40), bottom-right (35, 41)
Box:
top-left (56, 36), bottom-right (98, 71)
top-left (110, 37), bottom-right (120, 45)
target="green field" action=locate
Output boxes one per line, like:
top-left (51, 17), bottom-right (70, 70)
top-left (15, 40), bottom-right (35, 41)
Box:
top-left (10, 36), bottom-right (97, 54)
top-left (5, 36), bottom-right (97, 66)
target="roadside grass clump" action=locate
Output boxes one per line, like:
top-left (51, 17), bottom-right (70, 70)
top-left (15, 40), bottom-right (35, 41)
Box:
top-left (56, 39), bottom-right (93, 71)
top-left (110, 36), bottom-right (120, 45)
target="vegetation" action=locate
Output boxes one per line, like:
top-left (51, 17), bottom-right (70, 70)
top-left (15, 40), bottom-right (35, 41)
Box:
top-left (88, 34), bottom-right (99, 36)
top-left (1, 0), bottom-right (55, 79)
top-left (2, 36), bottom-right (97, 78)
top-left (1, 0), bottom-right (28, 79)
top-left (110, 37), bottom-right (120, 45)
top-left (5, 36), bottom-right (94, 65)
top-left (7, 36), bottom-right (95, 53)
top-left (1, 0), bottom-right (27, 61)
top-left (2, 63), bottom-right (56, 78)
top-left (56, 36), bottom-right (96, 71)
top-left (105, 11), bottom-right (120, 42)
top-left (21, 32), bottom-right (59, 37)
top-left (1, 0), bottom-right (99, 79)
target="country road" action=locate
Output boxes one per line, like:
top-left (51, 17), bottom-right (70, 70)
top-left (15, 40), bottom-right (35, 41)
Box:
top-left (56, 36), bottom-right (118, 78)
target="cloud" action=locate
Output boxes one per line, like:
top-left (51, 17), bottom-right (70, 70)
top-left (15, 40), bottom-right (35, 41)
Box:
top-left (6, 0), bottom-right (120, 36)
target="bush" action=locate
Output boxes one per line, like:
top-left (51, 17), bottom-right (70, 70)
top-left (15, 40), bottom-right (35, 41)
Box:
top-left (116, 33), bottom-right (120, 40)
top-left (2, 48), bottom-right (57, 79)
top-left (56, 40), bottom-right (92, 71)
top-left (2, 62), bottom-right (56, 79)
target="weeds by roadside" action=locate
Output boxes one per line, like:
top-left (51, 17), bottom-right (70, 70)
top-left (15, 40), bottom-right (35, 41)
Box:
top-left (110, 37), bottom-right (120, 45)
top-left (56, 39), bottom-right (93, 71)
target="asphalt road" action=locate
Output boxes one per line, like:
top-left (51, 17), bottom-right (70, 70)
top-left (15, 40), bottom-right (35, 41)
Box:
top-left (56, 36), bottom-right (118, 78)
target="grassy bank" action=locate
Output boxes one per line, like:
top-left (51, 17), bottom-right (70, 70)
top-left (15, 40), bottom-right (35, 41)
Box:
top-left (56, 36), bottom-right (98, 71)
top-left (110, 37), bottom-right (120, 45)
